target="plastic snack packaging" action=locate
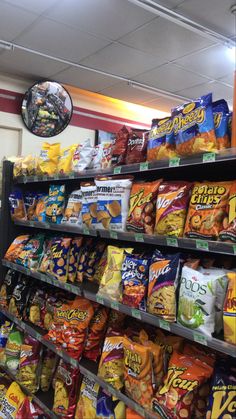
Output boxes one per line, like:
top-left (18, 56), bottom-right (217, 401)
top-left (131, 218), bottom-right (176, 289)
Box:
top-left (153, 350), bottom-right (213, 419)
top-left (38, 142), bottom-right (60, 175)
top-left (13, 157), bottom-right (24, 178)
top-left (147, 117), bottom-right (176, 161)
top-left (107, 309), bottom-right (126, 330)
top-left (122, 253), bottom-right (151, 310)
top-left (53, 359), bottom-right (81, 419)
top-left (76, 238), bottom-right (94, 283)
top-left (219, 181), bottom-right (236, 243)
top-left (72, 139), bottom-right (94, 172)
top-left (81, 182), bottom-right (97, 229)
top-left (126, 407), bottom-right (144, 419)
top-left (147, 251), bottom-right (181, 322)
top-left (155, 181), bottom-right (192, 237)
top-left (4, 235), bottom-right (30, 262)
top-left (16, 397), bottom-right (50, 419)
top-left (93, 247), bottom-right (108, 284)
top-left (98, 328), bottom-right (124, 390)
top-left (27, 287), bottom-right (47, 328)
top-left (32, 193), bottom-right (48, 222)
top-left (126, 180), bottom-right (162, 234)
top-left (0, 321), bottom-right (13, 366)
top-left (5, 328), bottom-right (23, 373)
top-left (172, 93), bottom-right (217, 156)
top-left (177, 266), bottom-right (217, 336)
top-left (48, 237), bottom-right (72, 282)
top-left (22, 155), bottom-right (38, 176)
top-left (111, 125), bottom-right (129, 166)
top-left (212, 99), bottom-right (231, 150)
top-left (46, 184), bottom-right (65, 224)
top-left (184, 181), bottom-right (232, 240)
top-left (96, 387), bottom-right (126, 419)
top-left (62, 189), bottom-right (83, 226)
top-left (8, 276), bottom-right (30, 319)
top-left (138, 329), bottom-right (164, 389)
top-left (68, 237), bottom-right (83, 283)
top-left (16, 233), bottom-right (45, 270)
top-left (0, 381), bottom-right (26, 418)
top-left (95, 176), bottom-right (133, 231)
top-left (9, 189), bottom-right (27, 221)
top-left (223, 271), bottom-right (236, 345)
top-left (18, 334), bottom-right (41, 393)
top-left (98, 245), bottom-right (133, 301)
top-left (82, 241), bottom-right (106, 282)
top-left (125, 128), bottom-right (148, 165)
top-left (40, 348), bottom-right (58, 392)
top-left (0, 269), bottom-right (20, 308)
top-left (92, 141), bottom-right (113, 170)
top-left (83, 304), bottom-right (109, 361)
top-left (24, 191), bottom-right (38, 220)
top-left (75, 376), bottom-right (99, 419)
top-left (58, 144), bottom-right (77, 174)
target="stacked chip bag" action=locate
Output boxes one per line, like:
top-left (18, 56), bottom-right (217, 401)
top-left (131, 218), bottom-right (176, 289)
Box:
top-left (48, 237), bottom-right (72, 282)
top-left (5, 328), bottom-right (23, 373)
top-left (4, 235), bottom-right (30, 262)
top-left (98, 328), bottom-right (124, 390)
top-left (24, 192), bottom-right (38, 220)
top-left (212, 99), bottom-right (231, 150)
top-left (27, 287), bottom-right (47, 328)
top-left (126, 180), bottom-right (162, 235)
top-left (53, 359), bottom-right (80, 418)
top-left (219, 181), bottom-right (236, 243)
top-left (68, 237), bottom-right (83, 283)
top-left (72, 139), bottom-right (94, 171)
top-left (0, 270), bottom-right (20, 308)
top-left (96, 387), bottom-right (126, 419)
top-left (111, 125), bottom-right (129, 166)
top-left (40, 348), bottom-right (58, 392)
top-left (58, 145), bottom-right (76, 174)
top-left (62, 190), bottom-right (83, 226)
top-left (223, 272), bottom-right (236, 345)
top-left (172, 93), bottom-right (217, 156)
top-left (16, 233), bottom-right (45, 270)
top-left (0, 321), bottom-right (13, 366)
top-left (8, 276), bottom-right (30, 319)
top-left (75, 376), bottom-right (99, 419)
top-left (76, 238), bottom-right (94, 283)
top-left (38, 142), bottom-right (60, 175)
top-left (46, 184), bottom-right (65, 224)
top-left (147, 117), bottom-right (176, 161)
top-left (16, 397), bottom-right (50, 419)
top-left (81, 241), bottom-right (106, 282)
top-left (147, 251), bottom-right (181, 322)
top-left (9, 189), bottom-right (27, 221)
top-left (91, 142), bottom-right (113, 170)
top-left (95, 176), bottom-right (133, 231)
top-left (18, 334), bottom-right (41, 393)
top-left (83, 304), bottom-right (109, 361)
top-left (81, 182), bottom-right (97, 229)
top-left (125, 128), bottom-right (148, 165)
top-left (0, 381), bottom-right (26, 419)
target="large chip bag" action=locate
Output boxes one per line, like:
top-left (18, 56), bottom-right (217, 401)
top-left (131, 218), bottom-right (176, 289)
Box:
top-left (219, 181), bottom-right (236, 243)
top-left (48, 237), bottom-right (71, 282)
top-left (126, 180), bottom-right (162, 235)
top-left (9, 189), bottom-right (27, 221)
top-left (155, 181), bottom-right (192, 237)
top-left (212, 99), bottom-right (231, 150)
top-left (111, 125), bottom-right (129, 166)
top-left (184, 181), bottom-right (232, 240)
top-left (147, 117), bottom-right (176, 161)
top-left (75, 376), bottom-right (99, 419)
top-left (83, 304), bottom-right (109, 361)
top-left (223, 272), bottom-right (236, 345)
top-left (16, 233), bottom-right (45, 270)
top-left (172, 93), bottom-right (217, 156)
top-left (40, 348), bottom-right (58, 392)
top-left (38, 142), bottom-right (60, 175)
top-left (98, 328), bottom-right (124, 390)
top-left (0, 381), bottom-right (26, 418)
top-left (96, 387), bottom-right (126, 419)
top-left (72, 139), bottom-right (93, 172)
top-left (125, 128), bottom-right (148, 165)
top-left (24, 191), bottom-right (38, 221)
top-left (58, 144), bottom-right (77, 174)
top-left (53, 359), bottom-right (80, 418)
top-left (0, 269), bottom-right (20, 308)
top-left (5, 329), bottom-right (23, 373)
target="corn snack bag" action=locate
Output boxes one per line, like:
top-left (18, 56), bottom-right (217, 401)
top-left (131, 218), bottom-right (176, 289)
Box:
top-left (16, 233), bottom-right (45, 270)
top-left (96, 387), bottom-right (125, 419)
top-left (147, 250), bottom-right (180, 322)
top-left (83, 304), bottom-right (109, 361)
top-left (155, 332), bottom-right (184, 372)
top-left (75, 376), bottom-right (99, 419)
top-left (46, 184), bottom-right (65, 224)
top-left (0, 381), bottom-right (26, 418)
top-left (81, 182), bottom-right (97, 229)
top-left (38, 142), bottom-right (60, 175)
top-left (32, 193), bottom-right (48, 222)
top-left (9, 189), bottom-right (27, 221)
top-left (138, 330), bottom-right (164, 388)
top-left (172, 93), bottom-right (217, 156)
top-left (0, 270), bottom-right (20, 308)
top-left (126, 180), bottom-right (162, 234)
top-left (111, 125), bottom-right (129, 166)
top-left (4, 235), bottom-right (30, 262)
top-left (98, 328), bottom-right (124, 390)
top-left (58, 144), bottom-right (76, 174)
top-left (16, 397), bottom-right (50, 419)
top-left (95, 176), bottom-right (133, 231)
top-left (40, 348), bottom-right (58, 392)
top-left (223, 272), bottom-right (236, 345)
top-left (53, 359), bottom-right (80, 418)
top-left (177, 266), bottom-right (217, 336)
top-left (122, 253), bottom-right (151, 310)
top-left (184, 181), bottom-right (232, 240)
top-left (24, 192), bottom-right (38, 220)
top-left (147, 117), bottom-right (176, 161)
top-left (153, 350), bottom-right (213, 419)
top-left (48, 237), bottom-right (71, 282)
top-left (18, 335), bottom-right (41, 393)
top-left (13, 157), bottom-right (24, 178)
top-left (155, 181), bottom-right (192, 237)
top-left (22, 155), bottom-right (38, 176)
top-left (5, 329), bottom-right (23, 373)
top-left (62, 189), bottom-right (82, 226)
top-left (98, 245), bottom-right (133, 301)
top-left (0, 321), bottom-right (13, 366)
top-left (213, 99), bottom-right (231, 150)
top-left (72, 138), bottom-right (93, 171)
top-left (125, 128), bottom-right (148, 165)
top-left (8, 276), bottom-right (30, 319)
top-left (68, 237), bottom-right (83, 283)
top-left (219, 181), bottom-right (236, 243)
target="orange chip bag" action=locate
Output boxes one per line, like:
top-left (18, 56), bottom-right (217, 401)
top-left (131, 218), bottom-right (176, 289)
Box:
top-left (138, 330), bottom-right (164, 389)
top-left (123, 335), bottom-right (154, 409)
top-left (152, 350), bottom-right (213, 419)
top-left (126, 180), bottom-right (162, 235)
top-left (184, 181), bottom-right (232, 240)
top-left (4, 235), bottom-right (30, 262)
top-left (98, 328), bottom-right (124, 390)
top-left (219, 181), bottom-right (236, 243)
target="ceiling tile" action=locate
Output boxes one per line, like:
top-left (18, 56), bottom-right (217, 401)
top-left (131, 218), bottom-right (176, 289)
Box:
top-left (134, 63), bottom-right (209, 92)
top-left (0, 1), bottom-right (38, 41)
top-left (142, 95), bottom-right (183, 113)
top-left (2, 0), bottom-right (58, 14)
top-left (177, 0), bottom-right (235, 37)
top-left (99, 81), bottom-right (160, 103)
top-left (53, 66), bottom-right (118, 92)
top-left (0, 49), bottom-right (69, 79)
top-left (79, 43), bottom-right (166, 78)
top-left (45, 0), bottom-right (154, 41)
top-left (119, 16), bottom-right (213, 60)
top-left (15, 18), bottom-right (110, 62)
top-left (176, 81), bottom-right (233, 102)
top-left (174, 45), bottom-right (235, 79)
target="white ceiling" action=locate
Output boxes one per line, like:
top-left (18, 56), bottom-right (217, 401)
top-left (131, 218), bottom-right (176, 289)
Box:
top-left (0, 0), bottom-right (234, 112)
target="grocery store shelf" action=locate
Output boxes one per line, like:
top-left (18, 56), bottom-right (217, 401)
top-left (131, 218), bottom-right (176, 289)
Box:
top-left (14, 220), bottom-right (97, 236)
top-left (2, 260), bottom-right (82, 295)
top-left (14, 149), bottom-right (236, 184)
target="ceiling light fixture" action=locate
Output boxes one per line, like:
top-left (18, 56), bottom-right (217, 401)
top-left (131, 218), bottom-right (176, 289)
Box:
top-left (127, 0), bottom-right (235, 48)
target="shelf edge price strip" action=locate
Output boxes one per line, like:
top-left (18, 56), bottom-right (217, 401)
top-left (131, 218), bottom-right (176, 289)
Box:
top-left (196, 239), bottom-right (209, 251)
top-left (193, 332), bottom-right (207, 346)
top-left (203, 152), bottom-right (216, 163)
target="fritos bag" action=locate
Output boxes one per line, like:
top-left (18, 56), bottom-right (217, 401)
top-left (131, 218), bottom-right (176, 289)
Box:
top-left (147, 117), bottom-right (176, 161)
top-left (75, 376), bottom-right (99, 419)
top-left (125, 129), bottom-right (148, 165)
top-left (219, 181), bottom-right (236, 243)
top-left (98, 328), bottom-right (124, 390)
top-left (38, 142), bottom-right (60, 175)
top-left (155, 181), bottom-right (192, 237)
top-left (172, 93), bottom-right (217, 156)
top-left (126, 180), bottom-right (162, 234)
top-left (223, 272), bottom-right (236, 345)
top-left (111, 125), bottom-right (129, 166)
top-left (212, 99), bottom-right (231, 150)
top-left (184, 181), bottom-right (232, 240)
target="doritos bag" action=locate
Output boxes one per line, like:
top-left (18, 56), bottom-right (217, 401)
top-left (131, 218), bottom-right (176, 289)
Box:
top-left (125, 129), bottom-right (148, 165)
top-left (111, 125), bottom-right (129, 166)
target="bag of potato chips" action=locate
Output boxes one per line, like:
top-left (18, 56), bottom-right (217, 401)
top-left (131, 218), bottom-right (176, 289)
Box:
top-left (219, 181), bottom-right (236, 243)
top-left (58, 145), bottom-right (77, 174)
top-left (62, 190), bottom-right (83, 226)
top-left (223, 272), bottom-right (236, 345)
top-left (53, 359), bottom-right (80, 418)
top-left (18, 334), bottom-right (41, 393)
top-left (98, 328), bottom-right (124, 390)
top-left (0, 381), bottom-right (26, 418)
top-left (9, 189), bottom-right (27, 221)
top-left (4, 235), bottom-right (30, 262)
top-left (24, 192), bottom-right (38, 221)
top-left (0, 270), bottom-right (20, 308)
top-left (47, 237), bottom-right (72, 282)
top-left (147, 117), bottom-right (176, 161)
top-left (81, 182), bottom-right (97, 229)
top-left (83, 304), bottom-right (109, 361)
top-left (68, 237), bottom-right (83, 283)
top-left (75, 376), bottom-right (99, 419)
top-left (38, 142), bottom-right (60, 175)
top-left (32, 193), bottom-right (48, 222)
top-left (40, 348), bottom-right (58, 392)
top-left (72, 139), bottom-right (94, 172)
top-left (212, 99), bottom-right (231, 150)
top-left (96, 387), bottom-right (126, 419)
top-left (5, 329), bottom-right (23, 373)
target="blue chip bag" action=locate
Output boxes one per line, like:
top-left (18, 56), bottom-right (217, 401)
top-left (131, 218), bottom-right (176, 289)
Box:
top-left (46, 184), bottom-right (65, 224)
top-left (9, 189), bottom-right (27, 221)
top-left (172, 93), bottom-right (217, 156)
top-left (212, 99), bottom-right (231, 150)
top-left (121, 253), bottom-right (151, 311)
top-left (147, 117), bottom-right (176, 161)
top-left (96, 387), bottom-right (125, 419)
top-left (32, 193), bottom-right (48, 222)
top-left (24, 191), bottom-right (38, 220)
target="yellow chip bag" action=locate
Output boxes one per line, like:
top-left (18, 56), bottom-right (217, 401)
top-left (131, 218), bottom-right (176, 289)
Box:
top-left (0, 381), bottom-right (26, 418)
top-left (223, 272), bottom-right (236, 345)
top-left (98, 328), bottom-right (124, 390)
top-left (75, 376), bottom-right (99, 419)
top-left (98, 245), bottom-right (133, 301)
top-left (38, 142), bottom-right (60, 175)
top-left (58, 145), bottom-right (77, 174)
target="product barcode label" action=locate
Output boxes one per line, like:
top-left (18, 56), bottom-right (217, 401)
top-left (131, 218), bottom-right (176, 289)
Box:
top-left (83, 227), bottom-right (90, 235)
top-left (203, 152), bottom-right (215, 163)
top-left (113, 166), bottom-right (121, 174)
top-left (159, 319), bottom-right (171, 331)
top-left (131, 309), bottom-right (141, 319)
top-left (166, 237), bottom-right (178, 247)
top-left (70, 358), bottom-right (78, 368)
top-left (196, 240), bottom-right (209, 251)
top-left (169, 157), bottom-right (180, 167)
top-left (110, 231), bottom-right (118, 240)
top-left (139, 162), bottom-right (149, 171)
top-left (193, 332), bottom-right (207, 346)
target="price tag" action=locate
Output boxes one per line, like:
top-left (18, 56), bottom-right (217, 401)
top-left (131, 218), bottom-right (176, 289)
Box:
top-left (20, 322), bottom-right (26, 331)
top-left (135, 233), bottom-right (144, 242)
top-left (203, 152), bottom-right (216, 163)
top-left (113, 166), bottom-right (121, 175)
top-left (135, 405), bottom-right (144, 417)
top-left (29, 221), bottom-right (34, 227)
top-left (196, 240), bottom-right (209, 251)
top-left (166, 237), bottom-right (178, 247)
top-left (33, 176), bottom-right (38, 182)
top-left (35, 332), bottom-right (42, 341)
top-left (193, 332), bottom-right (207, 346)
top-left (83, 227), bottom-right (90, 235)
top-left (110, 231), bottom-right (118, 240)
top-left (69, 172), bottom-right (75, 179)
top-left (131, 309), bottom-right (141, 319)
top-left (64, 283), bottom-right (72, 292)
top-left (111, 301), bottom-right (119, 311)
top-left (233, 245), bottom-right (236, 255)
top-left (159, 319), bottom-right (171, 331)
top-left (70, 358), bottom-right (78, 368)
top-left (23, 176), bottom-right (27, 184)
top-left (54, 174), bottom-right (59, 180)
top-left (96, 295), bottom-right (104, 305)
top-left (139, 162), bottom-right (149, 171)
top-left (42, 175), bottom-right (48, 181)
top-left (169, 157), bottom-right (180, 167)
top-left (57, 350), bottom-right (63, 358)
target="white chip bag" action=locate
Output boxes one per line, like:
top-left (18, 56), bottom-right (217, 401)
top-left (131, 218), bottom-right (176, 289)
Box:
top-left (81, 182), bottom-right (97, 229)
top-left (62, 189), bottom-right (82, 226)
top-left (72, 139), bottom-right (93, 172)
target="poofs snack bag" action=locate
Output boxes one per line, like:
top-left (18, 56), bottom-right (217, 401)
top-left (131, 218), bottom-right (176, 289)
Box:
top-left (38, 142), bottom-right (60, 175)
top-left (147, 117), bottom-right (176, 161)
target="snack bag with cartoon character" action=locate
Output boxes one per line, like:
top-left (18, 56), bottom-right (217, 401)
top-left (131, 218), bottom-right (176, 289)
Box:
top-left (46, 184), bottom-right (65, 224)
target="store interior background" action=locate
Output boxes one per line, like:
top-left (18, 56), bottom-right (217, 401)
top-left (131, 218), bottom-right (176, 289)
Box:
top-left (0, 0), bottom-right (235, 160)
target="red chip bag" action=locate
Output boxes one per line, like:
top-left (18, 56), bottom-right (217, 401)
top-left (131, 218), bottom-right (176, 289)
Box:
top-left (16, 397), bottom-right (50, 419)
top-left (111, 125), bottom-right (129, 166)
top-left (83, 304), bottom-right (109, 361)
top-left (125, 129), bottom-right (148, 165)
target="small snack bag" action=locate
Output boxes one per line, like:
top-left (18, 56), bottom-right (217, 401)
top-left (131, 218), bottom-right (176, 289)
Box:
top-left (46, 184), bottom-right (65, 224)
top-left (4, 235), bottom-right (30, 262)
top-left (219, 181), bottom-right (236, 243)
top-left (16, 233), bottom-right (45, 270)
top-left (125, 129), bottom-right (148, 165)
top-left (9, 189), bottom-right (27, 221)
top-left (53, 360), bottom-right (80, 418)
top-left (75, 376), bottom-right (99, 419)
top-left (212, 99), bottom-right (231, 150)
top-left (58, 144), bottom-right (77, 174)
top-left (5, 329), bottom-right (23, 373)
top-left (18, 334), bottom-right (41, 393)
top-left (147, 117), bottom-right (176, 161)
top-left (24, 192), bottom-right (38, 220)
top-left (111, 125), bottom-right (129, 166)
top-left (38, 142), bottom-right (60, 175)
top-left (72, 139), bottom-right (94, 172)
top-left (40, 348), bottom-right (58, 392)
top-left (48, 237), bottom-right (71, 282)
top-left (81, 182), bottom-right (97, 229)
top-left (223, 272), bottom-right (236, 345)
top-left (62, 190), bottom-right (83, 226)
top-left (32, 193), bottom-right (48, 222)
top-left (98, 328), bottom-right (124, 390)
